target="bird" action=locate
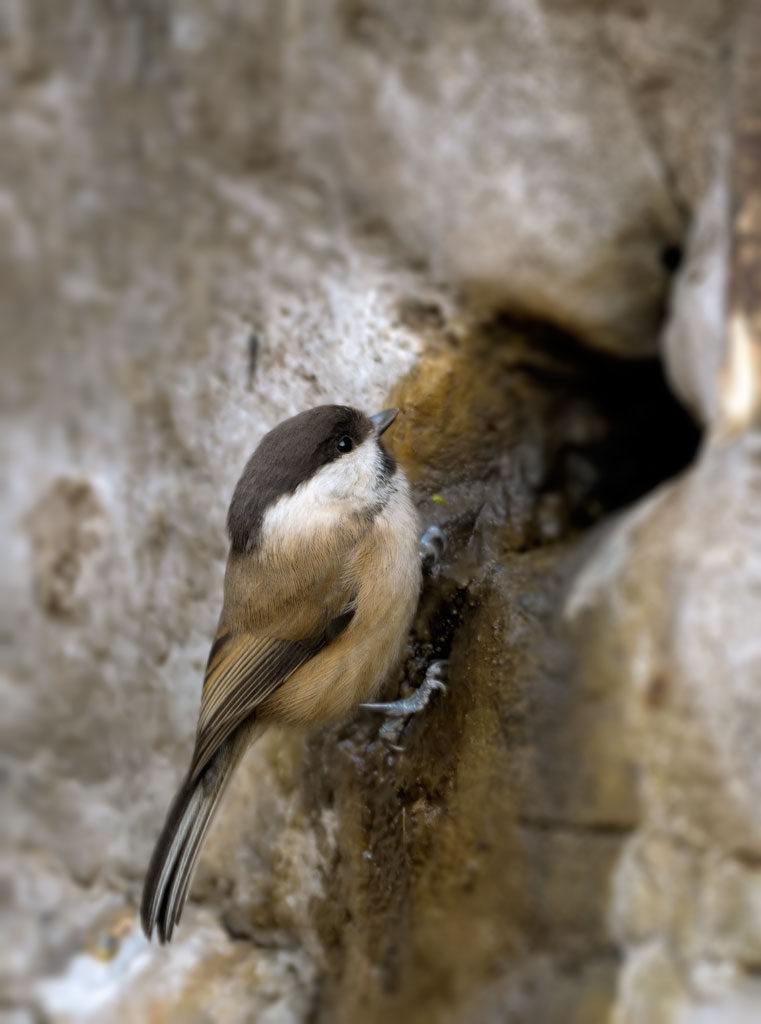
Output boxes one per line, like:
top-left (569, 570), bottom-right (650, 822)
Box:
top-left (140, 404), bottom-right (436, 943)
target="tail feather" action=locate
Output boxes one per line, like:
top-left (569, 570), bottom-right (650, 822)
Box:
top-left (140, 733), bottom-right (248, 943)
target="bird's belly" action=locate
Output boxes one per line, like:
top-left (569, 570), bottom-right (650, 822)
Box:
top-left (260, 502), bottom-right (421, 727)
top-left (261, 587), bottom-right (417, 726)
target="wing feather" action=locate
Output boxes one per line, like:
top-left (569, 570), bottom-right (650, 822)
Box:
top-left (189, 603), bottom-right (356, 779)
top-left (190, 635), bottom-right (311, 777)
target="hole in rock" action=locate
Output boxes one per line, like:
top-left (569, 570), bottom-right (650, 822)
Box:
top-left (394, 313), bottom-right (702, 563)
top-left (660, 244), bottom-right (684, 273)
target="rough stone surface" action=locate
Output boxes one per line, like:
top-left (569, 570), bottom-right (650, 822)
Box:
top-left (1, 2), bottom-right (757, 1023)
top-left (598, 439), bottom-right (761, 1023)
top-left (0, 0), bottom-right (733, 361)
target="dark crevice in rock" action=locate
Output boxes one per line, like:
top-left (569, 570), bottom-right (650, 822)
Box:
top-left (730, 847), bottom-right (761, 870)
top-left (217, 912), bottom-right (302, 951)
top-left (660, 243), bottom-right (684, 273)
top-left (477, 312), bottom-right (702, 518)
top-left (392, 311), bottom-right (703, 566)
top-left (515, 815), bottom-right (635, 838)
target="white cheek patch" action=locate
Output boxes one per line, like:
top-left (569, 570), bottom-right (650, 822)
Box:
top-left (313, 440), bottom-right (380, 501)
top-left (260, 440), bottom-right (384, 544)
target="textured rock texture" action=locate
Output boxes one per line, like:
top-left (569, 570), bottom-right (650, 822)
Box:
top-left (1, 1), bottom-right (757, 1023)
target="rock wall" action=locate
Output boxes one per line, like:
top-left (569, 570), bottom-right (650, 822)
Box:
top-left (2, 2), bottom-right (758, 1023)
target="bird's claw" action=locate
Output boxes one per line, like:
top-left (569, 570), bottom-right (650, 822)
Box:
top-left (377, 722), bottom-right (406, 751)
top-left (419, 526), bottom-right (446, 573)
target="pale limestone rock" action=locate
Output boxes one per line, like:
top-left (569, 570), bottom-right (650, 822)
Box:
top-left (283, 0), bottom-right (687, 354)
top-left (700, 858), bottom-right (761, 967)
top-left (572, 433), bottom-right (761, 1023)
top-left (33, 911), bottom-right (315, 1024)
top-left (611, 941), bottom-right (684, 1024)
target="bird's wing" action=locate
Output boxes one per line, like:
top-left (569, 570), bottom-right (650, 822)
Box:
top-left (189, 604), bottom-right (355, 779)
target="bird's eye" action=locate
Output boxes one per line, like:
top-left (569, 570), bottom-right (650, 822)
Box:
top-left (336, 435), bottom-right (354, 454)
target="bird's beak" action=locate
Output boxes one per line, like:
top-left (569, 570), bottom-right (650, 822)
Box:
top-left (370, 408), bottom-right (399, 436)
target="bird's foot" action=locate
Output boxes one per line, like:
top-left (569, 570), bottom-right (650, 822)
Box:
top-left (419, 526), bottom-right (446, 574)
top-left (360, 661), bottom-right (448, 748)
top-left (360, 660), bottom-right (448, 717)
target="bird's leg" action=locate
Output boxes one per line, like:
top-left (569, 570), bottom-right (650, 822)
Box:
top-left (360, 661), bottom-right (448, 748)
top-left (419, 525), bottom-right (446, 574)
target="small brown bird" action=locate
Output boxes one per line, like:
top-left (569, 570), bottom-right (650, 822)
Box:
top-left (141, 405), bottom-right (440, 943)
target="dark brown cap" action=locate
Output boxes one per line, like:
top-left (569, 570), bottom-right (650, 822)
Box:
top-left (227, 405), bottom-right (382, 553)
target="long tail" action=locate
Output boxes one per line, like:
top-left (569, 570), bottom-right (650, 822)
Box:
top-left (140, 730), bottom-right (249, 943)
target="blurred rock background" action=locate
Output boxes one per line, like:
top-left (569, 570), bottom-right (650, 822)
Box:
top-left (1, 1), bottom-right (759, 1022)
